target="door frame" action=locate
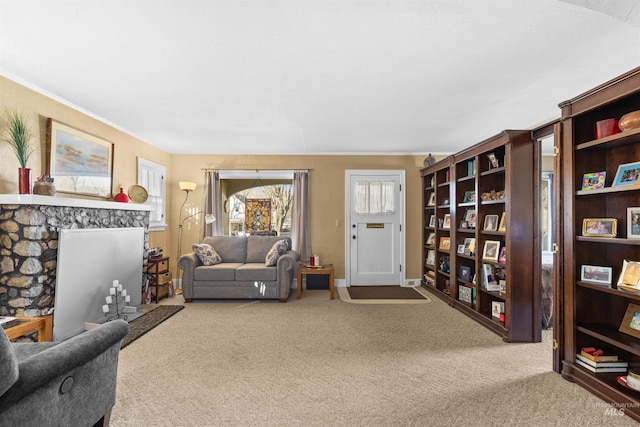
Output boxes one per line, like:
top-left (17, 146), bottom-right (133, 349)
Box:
top-left (344, 170), bottom-right (406, 287)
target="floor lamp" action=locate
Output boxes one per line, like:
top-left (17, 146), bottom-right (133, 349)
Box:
top-left (176, 181), bottom-right (215, 293)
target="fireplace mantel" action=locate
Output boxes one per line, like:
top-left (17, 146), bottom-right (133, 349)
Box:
top-left (0, 194), bottom-right (152, 211)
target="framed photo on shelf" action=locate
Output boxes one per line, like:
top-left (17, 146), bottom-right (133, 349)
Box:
top-left (619, 303), bottom-right (640, 339)
top-left (580, 265), bottom-right (612, 287)
top-left (627, 207), bottom-right (640, 239)
top-left (458, 266), bottom-right (471, 282)
top-left (427, 192), bottom-right (436, 206)
top-left (443, 214), bottom-right (451, 229)
top-left (581, 171), bottom-right (606, 191)
top-left (442, 198), bottom-right (450, 206)
top-left (462, 191), bottom-right (476, 203)
top-left (429, 215), bottom-right (435, 228)
top-left (482, 240), bottom-right (500, 262)
top-left (463, 237), bottom-right (476, 256)
top-left (463, 209), bottom-right (476, 228)
top-left (582, 218), bottom-right (617, 237)
top-left (499, 280), bottom-right (507, 295)
top-left (498, 212), bottom-right (506, 232)
top-left (483, 214), bottom-right (499, 231)
top-left (487, 152), bottom-right (499, 169)
top-left (457, 244), bottom-right (465, 254)
top-left (498, 247), bottom-right (506, 263)
top-left (426, 232), bottom-right (436, 246)
top-left (482, 263), bottom-right (499, 291)
top-left (617, 259), bottom-right (640, 289)
top-left (426, 250), bottom-right (436, 266)
top-left (613, 161), bottom-right (640, 187)
top-left (439, 237), bottom-right (451, 251)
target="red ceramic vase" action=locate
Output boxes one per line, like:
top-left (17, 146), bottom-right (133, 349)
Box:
top-left (18, 168), bottom-right (31, 194)
top-left (114, 187), bottom-right (129, 203)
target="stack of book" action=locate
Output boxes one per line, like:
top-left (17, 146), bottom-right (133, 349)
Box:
top-left (576, 348), bottom-right (628, 373)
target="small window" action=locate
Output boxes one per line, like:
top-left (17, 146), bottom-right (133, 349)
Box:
top-left (355, 180), bottom-right (395, 214)
top-left (137, 158), bottom-right (167, 231)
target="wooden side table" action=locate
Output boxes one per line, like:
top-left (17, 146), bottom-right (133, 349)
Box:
top-left (297, 264), bottom-right (334, 300)
top-left (146, 256), bottom-right (171, 303)
top-left (2, 316), bottom-right (53, 342)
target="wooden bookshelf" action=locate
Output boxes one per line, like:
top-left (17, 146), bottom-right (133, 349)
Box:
top-left (421, 130), bottom-right (540, 342)
top-left (558, 66), bottom-right (640, 421)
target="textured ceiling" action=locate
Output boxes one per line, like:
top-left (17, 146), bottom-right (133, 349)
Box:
top-left (1, 0), bottom-right (639, 155)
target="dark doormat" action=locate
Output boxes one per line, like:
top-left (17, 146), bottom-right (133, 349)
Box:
top-left (347, 286), bottom-right (427, 300)
top-left (121, 305), bottom-right (184, 349)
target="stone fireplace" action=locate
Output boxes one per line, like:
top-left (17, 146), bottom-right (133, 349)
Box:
top-left (0, 195), bottom-right (151, 317)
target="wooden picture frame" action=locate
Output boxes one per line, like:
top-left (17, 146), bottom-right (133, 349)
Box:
top-left (582, 218), bottom-right (617, 237)
top-left (613, 161), bottom-right (640, 187)
top-left (628, 207), bottom-right (640, 239)
top-left (498, 212), bottom-right (506, 232)
top-left (482, 240), bottom-right (500, 262)
top-left (580, 265), bottom-right (612, 287)
top-left (619, 303), bottom-right (640, 339)
top-left (47, 119), bottom-right (114, 198)
top-left (483, 214), bottom-right (499, 231)
top-left (439, 237), bottom-right (451, 251)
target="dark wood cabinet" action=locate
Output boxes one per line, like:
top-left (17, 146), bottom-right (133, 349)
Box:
top-left (421, 130), bottom-right (540, 342)
top-left (559, 67), bottom-right (640, 421)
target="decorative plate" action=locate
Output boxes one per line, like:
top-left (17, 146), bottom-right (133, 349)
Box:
top-left (127, 184), bottom-right (149, 203)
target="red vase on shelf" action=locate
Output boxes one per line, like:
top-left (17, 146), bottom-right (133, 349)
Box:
top-left (18, 168), bottom-right (31, 194)
top-left (114, 188), bottom-right (129, 203)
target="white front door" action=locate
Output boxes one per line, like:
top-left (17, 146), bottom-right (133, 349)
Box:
top-left (346, 170), bottom-right (405, 286)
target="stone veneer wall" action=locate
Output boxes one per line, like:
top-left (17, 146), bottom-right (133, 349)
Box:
top-left (0, 204), bottom-right (149, 317)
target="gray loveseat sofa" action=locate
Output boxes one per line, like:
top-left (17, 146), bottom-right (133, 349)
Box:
top-left (178, 235), bottom-right (299, 302)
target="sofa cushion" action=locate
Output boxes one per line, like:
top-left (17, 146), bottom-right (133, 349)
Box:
top-left (202, 236), bottom-right (247, 263)
top-left (194, 263), bottom-right (244, 281)
top-left (246, 236), bottom-right (290, 263)
top-left (192, 243), bottom-right (222, 266)
top-left (236, 263), bottom-right (277, 282)
top-left (265, 239), bottom-right (289, 266)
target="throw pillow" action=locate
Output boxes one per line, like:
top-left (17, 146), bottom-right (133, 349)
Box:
top-left (192, 243), bottom-right (222, 266)
top-left (265, 240), bottom-right (288, 266)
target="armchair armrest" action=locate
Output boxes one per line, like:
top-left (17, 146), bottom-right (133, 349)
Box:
top-left (0, 320), bottom-right (129, 407)
top-left (178, 252), bottom-right (201, 300)
top-left (276, 250), bottom-right (300, 300)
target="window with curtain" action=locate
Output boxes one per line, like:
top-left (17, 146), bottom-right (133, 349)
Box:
top-left (354, 180), bottom-right (395, 214)
top-left (137, 157), bottom-right (166, 231)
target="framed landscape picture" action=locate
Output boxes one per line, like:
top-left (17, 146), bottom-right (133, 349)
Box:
top-left (47, 119), bottom-right (114, 198)
top-left (580, 265), bottom-right (612, 287)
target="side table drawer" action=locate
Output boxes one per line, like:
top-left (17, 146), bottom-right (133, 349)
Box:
top-left (147, 258), bottom-right (168, 273)
top-left (158, 271), bottom-right (172, 285)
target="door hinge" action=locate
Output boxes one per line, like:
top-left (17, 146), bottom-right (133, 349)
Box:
top-left (552, 339), bottom-right (559, 350)
top-left (553, 146), bottom-right (560, 157)
top-left (552, 243), bottom-right (559, 253)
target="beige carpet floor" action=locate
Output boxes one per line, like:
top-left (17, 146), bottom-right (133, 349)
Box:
top-left (112, 289), bottom-right (638, 426)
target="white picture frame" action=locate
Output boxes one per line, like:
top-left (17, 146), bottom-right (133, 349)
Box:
top-left (580, 265), bottom-right (612, 287)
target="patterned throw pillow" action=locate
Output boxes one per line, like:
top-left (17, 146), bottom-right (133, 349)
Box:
top-left (192, 243), bottom-right (222, 266)
top-left (265, 240), bottom-right (288, 266)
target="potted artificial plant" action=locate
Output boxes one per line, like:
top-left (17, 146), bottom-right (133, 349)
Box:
top-left (2, 110), bottom-right (34, 194)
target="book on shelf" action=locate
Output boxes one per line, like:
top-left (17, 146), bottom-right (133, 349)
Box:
top-left (575, 359), bottom-right (627, 373)
top-left (580, 348), bottom-right (619, 362)
top-left (576, 354), bottom-right (628, 368)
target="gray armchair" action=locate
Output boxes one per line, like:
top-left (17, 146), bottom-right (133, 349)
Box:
top-left (0, 319), bottom-right (129, 427)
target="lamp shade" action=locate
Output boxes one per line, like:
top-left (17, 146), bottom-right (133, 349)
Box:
top-left (179, 181), bottom-right (197, 192)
